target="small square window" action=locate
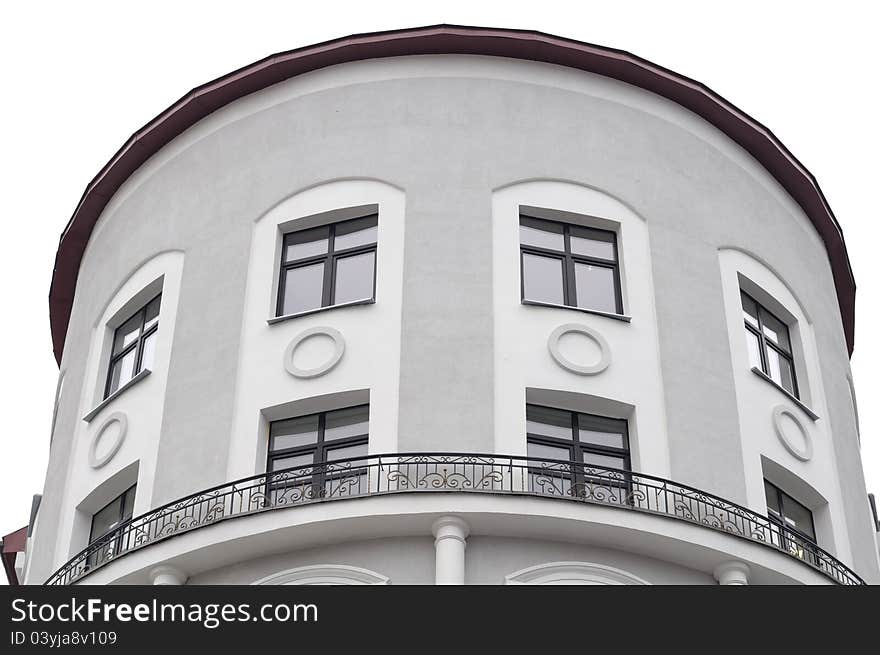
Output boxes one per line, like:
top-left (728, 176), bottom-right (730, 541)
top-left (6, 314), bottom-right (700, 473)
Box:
top-left (520, 215), bottom-right (622, 314)
top-left (764, 479), bottom-right (817, 545)
top-left (267, 405), bottom-right (370, 503)
top-left (526, 404), bottom-right (631, 495)
top-left (277, 215), bottom-right (378, 317)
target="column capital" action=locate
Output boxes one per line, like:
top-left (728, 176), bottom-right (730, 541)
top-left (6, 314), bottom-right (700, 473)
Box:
top-left (713, 561), bottom-right (750, 585)
top-left (431, 516), bottom-right (470, 542)
top-left (149, 564), bottom-right (188, 585)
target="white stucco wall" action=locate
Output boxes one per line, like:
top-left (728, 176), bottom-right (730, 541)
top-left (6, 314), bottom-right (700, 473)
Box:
top-left (29, 55), bottom-right (877, 584)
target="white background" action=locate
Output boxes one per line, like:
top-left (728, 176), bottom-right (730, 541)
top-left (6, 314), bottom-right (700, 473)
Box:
top-left (1, 1), bottom-right (877, 573)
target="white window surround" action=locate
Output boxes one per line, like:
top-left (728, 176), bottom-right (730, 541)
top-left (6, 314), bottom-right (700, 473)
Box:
top-left (505, 561), bottom-right (649, 585)
top-left (492, 179), bottom-right (671, 479)
top-left (251, 564), bottom-right (389, 585)
top-left (226, 179), bottom-right (405, 482)
top-left (86, 280), bottom-right (162, 415)
top-left (718, 247), bottom-right (853, 565)
top-left (53, 251), bottom-right (185, 572)
top-left (761, 455), bottom-right (836, 553)
top-left (269, 203), bottom-right (380, 322)
top-left (68, 461), bottom-right (139, 559)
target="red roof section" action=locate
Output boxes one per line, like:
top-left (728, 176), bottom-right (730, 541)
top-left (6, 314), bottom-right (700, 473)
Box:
top-left (2, 526), bottom-right (27, 586)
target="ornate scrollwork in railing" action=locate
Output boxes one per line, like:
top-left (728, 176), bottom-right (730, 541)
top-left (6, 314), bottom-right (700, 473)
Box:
top-left (46, 453), bottom-right (865, 585)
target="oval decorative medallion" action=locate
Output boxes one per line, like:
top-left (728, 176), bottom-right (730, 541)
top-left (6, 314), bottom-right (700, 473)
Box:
top-left (89, 412), bottom-right (128, 469)
top-left (284, 327), bottom-right (345, 378)
top-left (772, 405), bottom-right (813, 462)
top-left (547, 323), bottom-right (611, 375)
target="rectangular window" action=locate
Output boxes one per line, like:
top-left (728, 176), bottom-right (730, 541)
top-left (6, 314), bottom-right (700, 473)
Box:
top-left (764, 480), bottom-right (817, 563)
top-left (87, 485), bottom-right (136, 569)
top-left (741, 291), bottom-right (798, 397)
top-left (764, 480), bottom-right (816, 541)
top-left (526, 405), bottom-right (630, 496)
top-left (520, 215), bottom-right (622, 314)
top-left (277, 215), bottom-right (378, 317)
top-left (105, 295), bottom-right (161, 399)
top-left (267, 405), bottom-right (369, 501)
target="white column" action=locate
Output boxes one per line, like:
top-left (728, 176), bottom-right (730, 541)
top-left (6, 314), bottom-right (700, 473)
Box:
top-left (149, 564), bottom-right (188, 585)
top-left (713, 561), bottom-right (750, 585)
top-left (432, 516), bottom-right (469, 585)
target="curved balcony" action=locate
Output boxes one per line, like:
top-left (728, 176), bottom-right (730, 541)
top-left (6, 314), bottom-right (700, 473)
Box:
top-left (46, 453), bottom-right (865, 585)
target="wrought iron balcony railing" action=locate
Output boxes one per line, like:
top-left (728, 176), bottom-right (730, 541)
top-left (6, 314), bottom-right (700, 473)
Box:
top-left (46, 453), bottom-right (865, 585)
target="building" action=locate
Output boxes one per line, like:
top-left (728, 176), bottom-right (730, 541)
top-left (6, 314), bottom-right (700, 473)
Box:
top-left (11, 25), bottom-right (880, 585)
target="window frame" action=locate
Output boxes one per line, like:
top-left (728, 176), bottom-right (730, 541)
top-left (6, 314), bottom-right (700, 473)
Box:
top-left (764, 479), bottom-right (816, 543)
top-left (276, 215), bottom-right (378, 318)
top-left (88, 484), bottom-right (137, 545)
top-left (741, 290), bottom-right (799, 398)
top-left (104, 294), bottom-right (161, 400)
top-left (519, 215), bottom-right (623, 315)
top-left (86, 484), bottom-right (136, 571)
top-left (525, 404), bottom-right (631, 498)
top-left (266, 405), bottom-right (370, 497)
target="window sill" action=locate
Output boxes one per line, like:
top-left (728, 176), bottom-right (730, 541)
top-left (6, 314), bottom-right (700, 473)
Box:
top-left (267, 299), bottom-right (375, 325)
top-left (750, 367), bottom-right (819, 421)
top-left (521, 300), bottom-right (632, 323)
top-left (83, 369), bottom-right (152, 423)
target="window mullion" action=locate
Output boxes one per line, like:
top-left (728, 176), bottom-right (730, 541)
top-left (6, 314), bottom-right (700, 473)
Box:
top-left (315, 413), bottom-right (326, 464)
top-left (323, 227), bottom-right (336, 307)
top-left (109, 341), bottom-right (139, 367)
top-left (755, 313), bottom-right (770, 375)
top-left (563, 227), bottom-right (575, 306)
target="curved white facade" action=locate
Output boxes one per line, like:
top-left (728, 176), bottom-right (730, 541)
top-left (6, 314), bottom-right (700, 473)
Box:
top-left (21, 47), bottom-right (880, 586)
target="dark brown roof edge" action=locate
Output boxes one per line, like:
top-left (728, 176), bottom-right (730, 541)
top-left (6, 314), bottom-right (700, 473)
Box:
top-left (48, 24), bottom-right (856, 363)
top-left (2, 525), bottom-right (27, 586)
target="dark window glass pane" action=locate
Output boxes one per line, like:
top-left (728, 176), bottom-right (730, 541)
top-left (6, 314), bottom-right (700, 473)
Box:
top-left (140, 330), bottom-right (157, 372)
top-left (781, 493), bottom-right (815, 540)
top-left (520, 220), bottom-right (565, 251)
top-left (285, 226), bottom-right (329, 262)
top-left (107, 349), bottom-right (138, 395)
top-left (270, 415), bottom-right (320, 451)
top-left (281, 262), bottom-right (325, 315)
top-left (578, 427), bottom-right (625, 450)
top-left (744, 328), bottom-right (762, 369)
top-left (581, 451), bottom-right (626, 470)
top-left (741, 292), bottom-right (759, 329)
top-left (764, 481), bottom-right (782, 519)
top-left (326, 442), bottom-right (368, 465)
top-left (269, 453), bottom-right (315, 472)
top-left (334, 216), bottom-right (378, 250)
top-left (90, 488), bottom-right (134, 543)
top-left (113, 313), bottom-right (142, 355)
top-left (522, 253), bottom-right (564, 304)
top-left (120, 487), bottom-right (136, 522)
top-left (574, 262), bottom-right (617, 313)
top-left (333, 251), bottom-right (375, 305)
top-left (324, 406), bottom-right (369, 442)
top-left (766, 348), bottom-right (796, 395)
top-left (527, 441), bottom-right (571, 462)
top-left (760, 310), bottom-right (791, 352)
top-left (143, 296), bottom-right (161, 331)
top-left (570, 226), bottom-right (616, 261)
top-left (526, 406), bottom-right (573, 440)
